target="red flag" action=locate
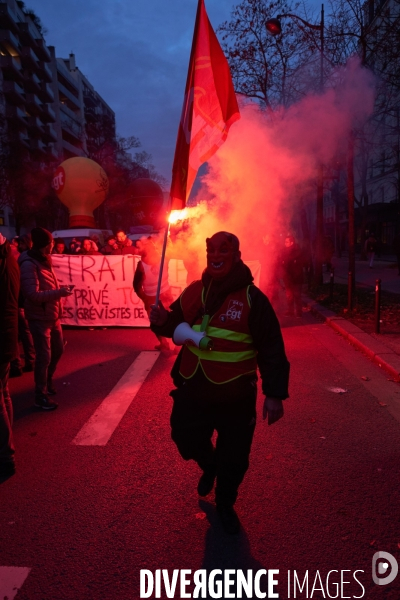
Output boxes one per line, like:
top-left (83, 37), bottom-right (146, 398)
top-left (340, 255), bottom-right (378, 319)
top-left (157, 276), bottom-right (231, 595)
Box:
top-left (170, 0), bottom-right (240, 210)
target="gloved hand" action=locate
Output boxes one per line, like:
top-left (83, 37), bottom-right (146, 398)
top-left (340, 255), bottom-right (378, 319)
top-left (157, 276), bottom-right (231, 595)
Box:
top-left (263, 397), bottom-right (284, 425)
top-left (149, 301), bottom-right (169, 326)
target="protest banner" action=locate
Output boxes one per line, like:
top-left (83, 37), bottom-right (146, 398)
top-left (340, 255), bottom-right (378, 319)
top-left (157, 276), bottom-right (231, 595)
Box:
top-left (52, 255), bottom-right (260, 327)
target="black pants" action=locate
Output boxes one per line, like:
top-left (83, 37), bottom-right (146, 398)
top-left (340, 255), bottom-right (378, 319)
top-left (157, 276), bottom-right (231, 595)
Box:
top-left (170, 373), bottom-right (257, 507)
top-left (284, 281), bottom-right (302, 315)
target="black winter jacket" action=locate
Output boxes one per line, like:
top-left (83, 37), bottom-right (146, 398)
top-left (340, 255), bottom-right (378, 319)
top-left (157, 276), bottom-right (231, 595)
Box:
top-left (0, 240), bottom-right (20, 363)
top-left (152, 261), bottom-right (290, 399)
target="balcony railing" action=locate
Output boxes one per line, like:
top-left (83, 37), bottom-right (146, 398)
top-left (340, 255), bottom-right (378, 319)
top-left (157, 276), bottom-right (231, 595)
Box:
top-left (83, 88), bottom-right (97, 108)
top-left (21, 46), bottom-right (39, 70)
top-left (47, 144), bottom-right (60, 159)
top-left (23, 72), bottom-right (41, 94)
top-left (2, 80), bottom-right (25, 104)
top-left (62, 139), bottom-right (85, 158)
top-left (34, 38), bottom-right (51, 62)
top-left (6, 105), bottom-right (27, 127)
top-left (0, 3), bottom-right (20, 33)
top-left (58, 81), bottom-right (80, 110)
top-left (24, 115), bottom-right (45, 137)
top-left (25, 93), bottom-right (42, 115)
top-left (37, 81), bottom-right (54, 103)
top-left (0, 55), bottom-right (23, 80)
top-left (9, 130), bottom-right (30, 148)
top-left (40, 103), bottom-right (56, 123)
top-left (60, 102), bottom-right (80, 121)
top-left (42, 123), bottom-right (58, 142)
top-left (29, 138), bottom-right (46, 153)
top-left (60, 114), bottom-right (82, 141)
top-left (0, 29), bottom-right (20, 56)
top-left (37, 60), bottom-right (52, 82)
top-left (18, 20), bottom-right (41, 46)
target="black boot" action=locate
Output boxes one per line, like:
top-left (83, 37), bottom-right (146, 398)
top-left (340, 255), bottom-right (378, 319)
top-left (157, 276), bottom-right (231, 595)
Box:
top-left (197, 468), bottom-right (216, 497)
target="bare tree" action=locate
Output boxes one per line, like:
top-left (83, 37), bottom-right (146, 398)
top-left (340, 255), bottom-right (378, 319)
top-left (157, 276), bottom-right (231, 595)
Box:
top-left (217, 0), bottom-right (325, 110)
top-left (327, 0), bottom-right (400, 253)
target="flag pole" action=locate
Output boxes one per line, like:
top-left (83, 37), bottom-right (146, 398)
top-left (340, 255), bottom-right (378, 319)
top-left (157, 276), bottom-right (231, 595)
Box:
top-left (154, 197), bottom-right (172, 307)
top-left (153, 0), bottom-right (239, 309)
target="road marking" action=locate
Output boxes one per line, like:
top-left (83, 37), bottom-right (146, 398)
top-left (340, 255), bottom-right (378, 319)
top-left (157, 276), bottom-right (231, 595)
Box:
top-left (0, 567), bottom-right (31, 599)
top-left (72, 351), bottom-right (159, 446)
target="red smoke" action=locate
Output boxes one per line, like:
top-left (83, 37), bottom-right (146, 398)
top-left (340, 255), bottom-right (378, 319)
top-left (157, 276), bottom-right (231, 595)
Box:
top-left (168, 58), bottom-right (375, 289)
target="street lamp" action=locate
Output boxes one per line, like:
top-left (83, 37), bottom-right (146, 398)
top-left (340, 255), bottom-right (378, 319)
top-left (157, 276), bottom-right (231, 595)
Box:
top-left (265, 6), bottom-right (324, 92)
top-left (266, 5), bottom-right (325, 285)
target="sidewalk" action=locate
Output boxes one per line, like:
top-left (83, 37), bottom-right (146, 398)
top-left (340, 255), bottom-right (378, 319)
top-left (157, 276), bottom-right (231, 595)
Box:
top-left (303, 255), bottom-right (400, 382)
top-left (324, 255), bottom-right (400, 294)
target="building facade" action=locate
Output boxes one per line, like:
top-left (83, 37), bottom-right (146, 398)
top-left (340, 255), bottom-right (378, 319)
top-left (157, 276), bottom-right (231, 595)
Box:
top-left (353, 0), bottom-right (400, 252)
top-left (0, 0), bottom-right (115, 237)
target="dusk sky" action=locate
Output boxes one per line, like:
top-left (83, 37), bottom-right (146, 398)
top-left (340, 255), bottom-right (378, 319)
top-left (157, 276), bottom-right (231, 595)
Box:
top-left (27, 0), bottom-right (322, 188)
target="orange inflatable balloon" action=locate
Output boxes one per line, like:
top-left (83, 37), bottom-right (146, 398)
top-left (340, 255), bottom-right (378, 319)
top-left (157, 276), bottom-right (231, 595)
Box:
top-left (53, 157), bottom-right (109, 228)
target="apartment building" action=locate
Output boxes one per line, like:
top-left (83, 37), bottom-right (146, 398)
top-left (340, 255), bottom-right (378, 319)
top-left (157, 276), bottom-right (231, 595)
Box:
top-left (0, 0), bottom-right (115, 237)
top-left (50, 50), bottom-right (86, 160)
top-left (0, 1), bottom-right (56, 151)
top-left (80, 67), bottom-right (115, 156)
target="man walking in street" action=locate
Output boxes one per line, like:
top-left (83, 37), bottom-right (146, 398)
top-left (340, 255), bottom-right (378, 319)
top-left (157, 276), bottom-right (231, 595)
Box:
top-left (0, 233), bottom-right (19, 478)
top-left (150, 231), bottom-right (289, 534)
top-left (19, 228), bottom-right (72, 410)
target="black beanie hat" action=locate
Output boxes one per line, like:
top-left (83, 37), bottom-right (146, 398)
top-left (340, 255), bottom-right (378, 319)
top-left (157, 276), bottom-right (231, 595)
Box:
top-left (31, 227), bottom-right (53, 249)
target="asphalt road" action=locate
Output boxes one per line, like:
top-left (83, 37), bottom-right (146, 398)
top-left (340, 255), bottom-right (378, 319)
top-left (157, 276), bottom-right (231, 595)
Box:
top-left (1, 312), bottom-right (400, 600)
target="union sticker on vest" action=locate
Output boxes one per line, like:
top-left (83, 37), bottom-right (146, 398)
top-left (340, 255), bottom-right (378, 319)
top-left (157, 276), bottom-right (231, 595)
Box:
top-left (226, 300), bottom-right (243, 321)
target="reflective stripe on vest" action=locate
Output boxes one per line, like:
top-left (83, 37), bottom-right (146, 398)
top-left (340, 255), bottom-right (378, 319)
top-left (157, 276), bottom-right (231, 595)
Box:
top-left (187, 346), bottom-right (257, 362)
top-left (188, 323), bottom-right (257, 362)
top-left (179, 283), bottom-right (258, 383)
top-left (192, 324), bottom-right (254, 344)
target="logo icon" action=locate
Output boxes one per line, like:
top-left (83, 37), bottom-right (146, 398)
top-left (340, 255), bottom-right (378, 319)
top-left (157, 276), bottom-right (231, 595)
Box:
top-left (52, 166), bottom-right (65, 193)
top-left (226, 300), bottom-right (243, 321)
top-left (372, 551), bottom-right (398, 586)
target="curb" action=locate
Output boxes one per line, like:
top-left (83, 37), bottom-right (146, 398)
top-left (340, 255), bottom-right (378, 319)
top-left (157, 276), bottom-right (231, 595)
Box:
top-left (303, 295), bottom-right (400, 382)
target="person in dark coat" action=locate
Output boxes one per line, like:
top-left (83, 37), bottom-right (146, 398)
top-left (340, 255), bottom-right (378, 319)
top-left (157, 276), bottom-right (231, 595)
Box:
top-left (0, 233), bottom-right (20, 478)
top-left (280, 235), bottom-right (305, 318)
top-left (133, 236), bottom-right (173, 352)
top-left (52, 239), bottom-right (67, 255)
top-left (101, 235), bottom-right (118, 255)
top-left (9, 234), bottom-right (36, 377)
top-left (150, 231), bottom-right (289, 534)
top-left (19, 228), bottom-right (72, 410)
top-left (112, 230), bottom-right (134, 255)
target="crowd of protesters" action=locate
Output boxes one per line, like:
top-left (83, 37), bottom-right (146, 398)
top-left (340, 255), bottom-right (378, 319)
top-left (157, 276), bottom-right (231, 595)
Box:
top-left (46, 229), bottom-right (135, 256)
top-left (0, 225), bottom-right (146, 479)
